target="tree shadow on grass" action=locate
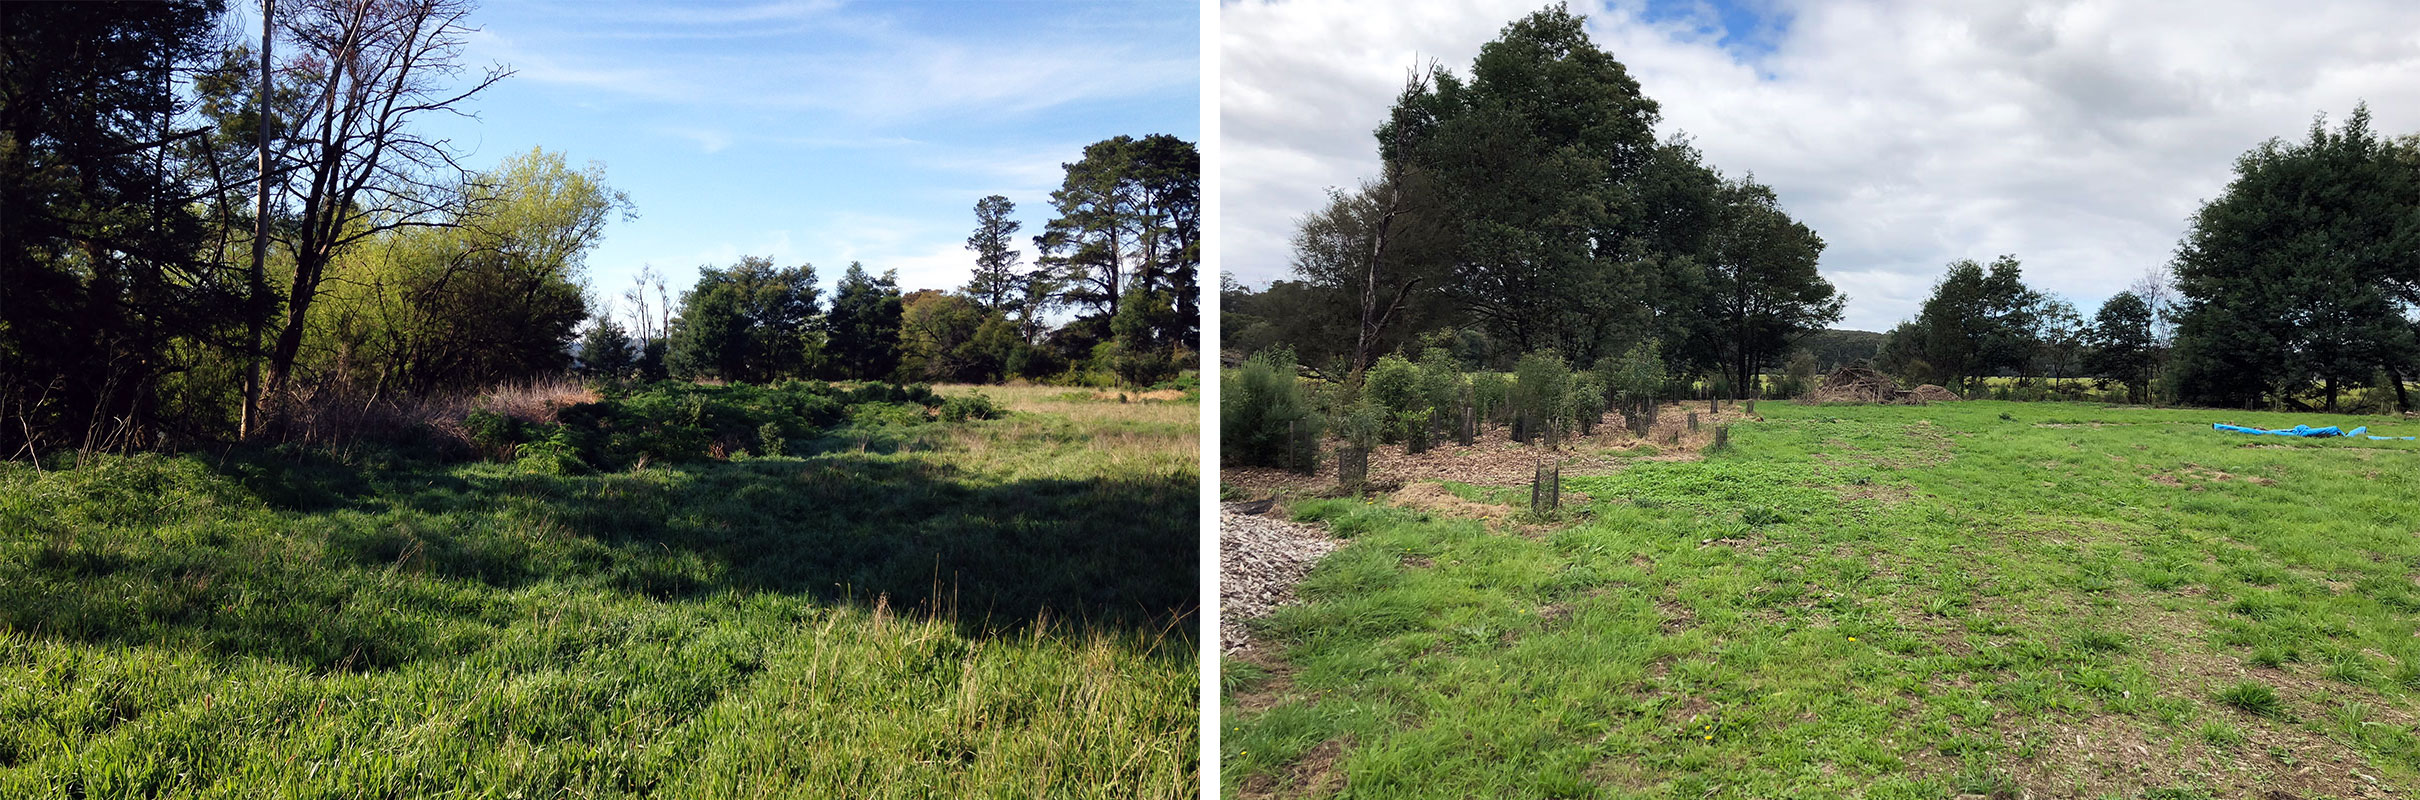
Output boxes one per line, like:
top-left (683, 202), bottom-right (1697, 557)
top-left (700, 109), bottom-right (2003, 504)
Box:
top-left (435, 454), bottom-right (1200, 640)
top-left (0, 447), bottom-right (1195, 675)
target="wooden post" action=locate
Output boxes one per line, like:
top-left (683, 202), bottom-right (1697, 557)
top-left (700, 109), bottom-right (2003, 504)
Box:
top-left (1709, 394), bottom-right (1719, 414)
top-left (1339, 446), bottom-right (1368, 492)
top-left (1531, 460), bottom-right (1560, 514)
top-left (1713, 424), bottom-right (1730, 451)
top-left (1688, 411), bottom-right (1699, 431)
top-left (1459, 405), bottom-right (1476, 446)
top-left (1746, 398), bottom-right (1756, 415)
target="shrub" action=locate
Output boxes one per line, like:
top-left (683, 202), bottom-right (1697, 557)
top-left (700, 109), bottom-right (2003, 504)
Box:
top-left (1470, 372), bottom-right (1510, 424)
top-left (1510, 351), bottom-right (1569, 427)
top-left (1363, 354), bottom-right (1421, 418)
top-left (939, 392), bottom-right (1006, 422)
top-left (513, 423), bottom-right (589, 474)
top-left (1415, 348), bottom-right (1464, 424)
top-left (1220, 347), bottom-right (1321, 470)
top-left (1334, 400), bottom-right (1386, 451)
top-left (463, 410), bottom-right (525, 461)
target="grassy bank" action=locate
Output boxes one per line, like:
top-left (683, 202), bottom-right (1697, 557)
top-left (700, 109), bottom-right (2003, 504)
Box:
top-left (1225, 400), bottom-right (2420, 798)
top-left (1, 382), bottom-right (1199, 798)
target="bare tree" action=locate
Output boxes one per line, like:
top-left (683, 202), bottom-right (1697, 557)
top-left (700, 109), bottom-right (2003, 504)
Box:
top-left (2128, 263), bottom-right (2179, 346)
top-left (1331, 65), bottom-right (1438, 384)
top-left (257, 0), bottom-right (509, 414)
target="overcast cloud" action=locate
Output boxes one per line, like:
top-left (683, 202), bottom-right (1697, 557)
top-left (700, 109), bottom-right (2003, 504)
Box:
top-left (1220, 0), bottom-right (2420, 331)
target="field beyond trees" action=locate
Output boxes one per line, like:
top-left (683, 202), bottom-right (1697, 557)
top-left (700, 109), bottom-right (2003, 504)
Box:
top-left (0, 383), bottom-right (1199, 798)
top-left (1224, 400), bottom-right (2420, 798)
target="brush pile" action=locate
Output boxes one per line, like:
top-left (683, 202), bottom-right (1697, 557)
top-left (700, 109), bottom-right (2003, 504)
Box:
top-left (1805, 366), bottom-right (1960, 405)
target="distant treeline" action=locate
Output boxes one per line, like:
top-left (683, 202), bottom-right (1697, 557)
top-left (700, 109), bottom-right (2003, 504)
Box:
top-left (0, 1), bottom-right (1197, 457)
top-left (1864, 106), bottom-right (2420, 412)
top-left (583, 133), bottom-right (1199, 393)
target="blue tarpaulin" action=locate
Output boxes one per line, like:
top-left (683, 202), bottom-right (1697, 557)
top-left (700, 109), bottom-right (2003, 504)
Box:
top-left (2212, 423), bottom-right (2352, 438)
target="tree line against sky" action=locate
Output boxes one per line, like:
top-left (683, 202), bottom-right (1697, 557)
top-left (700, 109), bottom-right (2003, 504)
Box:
top-left (1, 0), bottom-right (1198, 458)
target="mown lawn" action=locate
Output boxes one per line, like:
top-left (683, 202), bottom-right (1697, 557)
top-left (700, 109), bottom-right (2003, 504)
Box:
top-left (0, 385), bottom-right (1198, 798)
top-left (1225, 400), bottom-right (2420, 799)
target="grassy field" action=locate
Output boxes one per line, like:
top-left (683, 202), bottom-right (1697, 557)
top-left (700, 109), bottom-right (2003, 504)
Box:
top-left (0, 382), bottom-right (1198, 798)
top-left (1224, 400), bottom-right (2420, 799)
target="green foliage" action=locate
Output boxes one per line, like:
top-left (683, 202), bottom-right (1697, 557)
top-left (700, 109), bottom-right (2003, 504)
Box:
top-left (962, 194), bottom-right (1027, 312)
top-left (1334, 400), bottom-right (1387, 451)
top-left (938, 392), bottom-right (1006, 423)
top-left (579, 319), bottom-right (636, 380)
top-left (1902, 255), bottom-right (2044, 392)
top-left (1038, 135), bottom-right (1200, 353)
top-left (757, 421), bottom-right (787, 457)
top-left (898, 291), bottom-right (1013, 383)
top-left (2170, 105), bottom-right (2420, 411)
top-left (1220, 348), bottom-right (1322, 470)
top-left (314, 148), bottom-right (627, 395)
top-left (1780, 349), bottom-right (1820, 399)
top-left (1414, 348), bottom-right (1465, 419)
top-left (512, 424), bottom-right (589, 474)
top-left (2087, 292), bottom-right (2158, 403)
top-left (1510, 351), bottom-right (1570, 427)
top-left (826, 262), bottom-right (904, 381)
top-left (1470, 371), bottom-right (1510, 423)
top-left (1108, 287), bottom-right (1182, 388)
top-left (666, 256), bottom-right (823, 383)
top-left (1364, 354), bottom-right (1422, 419)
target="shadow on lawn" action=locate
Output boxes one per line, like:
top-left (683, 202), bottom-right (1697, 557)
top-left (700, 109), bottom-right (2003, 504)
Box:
top-left (0, 445), bottom-right (1195, 674)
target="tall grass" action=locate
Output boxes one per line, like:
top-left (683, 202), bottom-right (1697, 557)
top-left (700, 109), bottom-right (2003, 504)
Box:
top-left (0, 382), bottom-right (1198, 797)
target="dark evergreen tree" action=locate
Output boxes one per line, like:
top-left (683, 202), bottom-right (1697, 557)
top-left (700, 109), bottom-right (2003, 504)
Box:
top-left (826, 262), bottom-right (903, 381)
top-left (2086, 292), bottom-right (2157, 403)
top-left (2170, 106), bottom-right (2420, 410)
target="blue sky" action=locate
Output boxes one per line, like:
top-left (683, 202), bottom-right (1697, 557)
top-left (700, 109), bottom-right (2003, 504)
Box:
top-left (1223, 0), bottom-right (2420, 331)
top-left (242, 0), bottom-right (1198, 324)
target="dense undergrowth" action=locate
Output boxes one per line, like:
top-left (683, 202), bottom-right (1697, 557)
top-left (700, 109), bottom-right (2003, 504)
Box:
top-left (0, 382), bottom-right (1197, 798)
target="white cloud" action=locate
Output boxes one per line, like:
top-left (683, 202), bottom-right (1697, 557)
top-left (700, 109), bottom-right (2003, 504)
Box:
top-left (1220, 0), bottom-right (2420, 331)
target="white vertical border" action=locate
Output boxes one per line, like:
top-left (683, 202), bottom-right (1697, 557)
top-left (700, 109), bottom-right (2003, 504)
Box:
top-left (1196, 0), bottom-right (1221, 797)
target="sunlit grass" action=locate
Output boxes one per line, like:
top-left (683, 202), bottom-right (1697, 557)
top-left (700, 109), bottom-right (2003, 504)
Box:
top-left (0, 391), bottom-right (1198, 798)
top-left (1224, 400), bottom-right (2420, 798)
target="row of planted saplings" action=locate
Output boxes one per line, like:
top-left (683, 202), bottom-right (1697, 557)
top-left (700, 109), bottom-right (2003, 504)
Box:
top-left (1331, 345), bottom-right (1734, 491)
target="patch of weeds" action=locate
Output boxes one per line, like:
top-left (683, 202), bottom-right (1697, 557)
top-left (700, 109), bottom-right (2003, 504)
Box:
top-left (2198, 720), bottom-right (2245, 747)
top-left (2068, 628), bottom-right (2128, 653)
top-left (2247, 645), bottom-right (2300, 669)
top-left (2216, 681), bottom-right (2283, 718)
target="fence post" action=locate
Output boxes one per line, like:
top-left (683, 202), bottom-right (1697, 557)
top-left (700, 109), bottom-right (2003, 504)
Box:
top-left (1713, 424), bottom-right (1730, 451)
top-left (1531, 459), bottom-right (1560, 515)
top-left (1745, 398), bottom-right (1756, 415)
top-left (1688, 411), bottom-right (1699, 432)
top-left (1339, 446), bottom-right (1368, 492)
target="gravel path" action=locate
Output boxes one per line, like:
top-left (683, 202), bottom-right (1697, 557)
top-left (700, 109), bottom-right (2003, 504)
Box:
top-left (1219, 502), bottom-right (1340, 654)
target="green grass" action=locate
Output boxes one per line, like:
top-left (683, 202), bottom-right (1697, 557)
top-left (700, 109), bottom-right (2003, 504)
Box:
top-left (1224, 400), bottom-right (2420, 798)
top-left (0, 384), bottom-right (1198, 798)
